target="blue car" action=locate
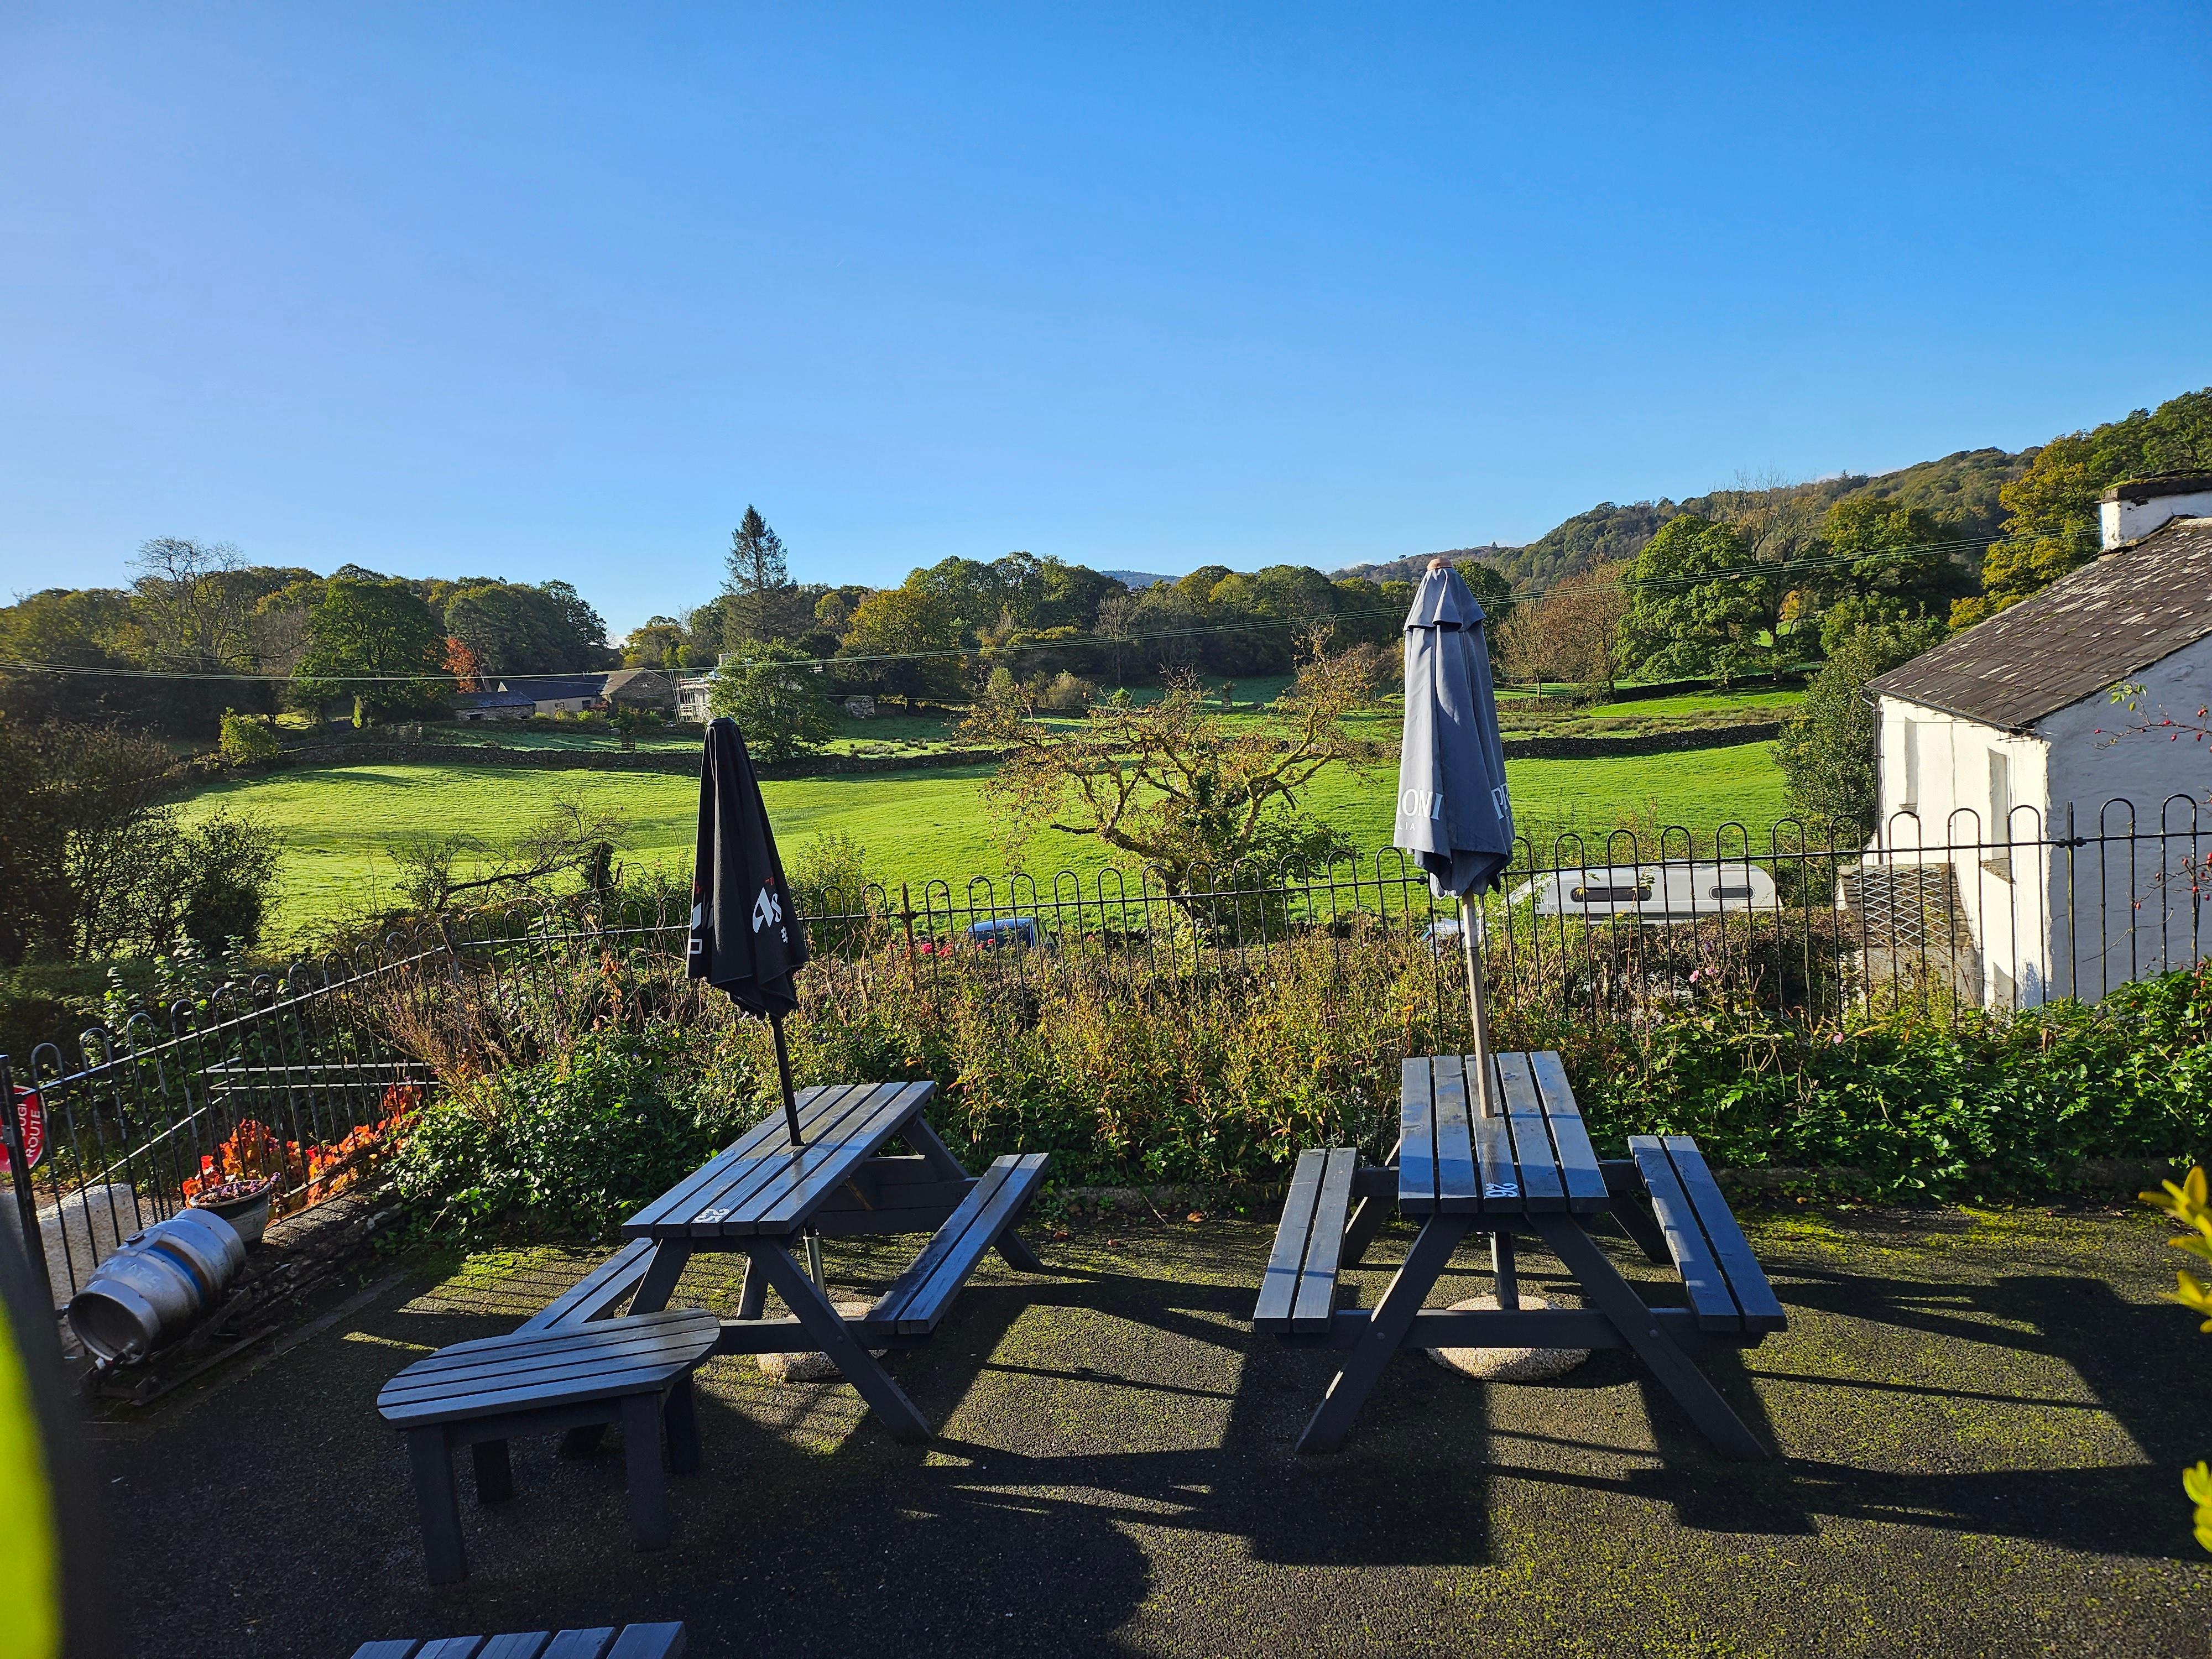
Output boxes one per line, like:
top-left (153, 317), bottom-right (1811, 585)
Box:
top-left (966, 916), bottom-right (1045, 951)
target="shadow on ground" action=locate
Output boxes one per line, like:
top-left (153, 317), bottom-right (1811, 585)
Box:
top-left (87, 1206), bottom-right (2211, 1657)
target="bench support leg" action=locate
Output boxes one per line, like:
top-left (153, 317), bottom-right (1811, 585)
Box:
top-left (734, 1256), bottom-right (768, 1320)
top-left (749, 1241), bottom-right (933, 1444)
top-left (1297, 1212), bottom-right (1468, 1454)
top-left (620, 1392), bottom-right (673, 1550)
top-left (471, 1437), bottom-right (514, 1504)
top-left (664, 1379), bottom-right (701, 1475)
top-left (1342, 1137), bottom-right (1401, 1267)
top-left (904, 1116), bottom-right (1046, 1274)
top-left (1531, 1216), bottom-right (1770, 1460)
top-left (560, 1425), bottom-right (606, 1459)
top-left (408, 1427), bottom-right (467, 1585)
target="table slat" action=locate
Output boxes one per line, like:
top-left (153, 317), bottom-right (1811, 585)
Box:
top-left (1496, 1053), bottom-right (1567, 1212)
top-left (1529, 1051), bottom-right (1609, 1212)
top-left (622, 1084), bottom-right (845, 1232)
top-left (1469, 1077), bottom-right (1519, 1212)
top-left (666, 1082), bottom-right (896, 1237)
top-left (1398, 1057), bottom-right (1438, 1212)
top-left (746, 1082), bottom-right (936, 1235)
top-left (1430, 1057), bottom-right (1480, 1213)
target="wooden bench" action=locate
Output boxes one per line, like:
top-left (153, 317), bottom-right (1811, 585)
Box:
top-left (1628, 1134), bottom-right (1786, 1335)
top-left (351, 1625), bottom-right (685, 1659)
top-left (376, 1308), bottom-right (718, 1584)
top-left (1253, 1148), bottom-right (1360, 1335)
top-left (868, 1153), bottom-right (1048, 1335)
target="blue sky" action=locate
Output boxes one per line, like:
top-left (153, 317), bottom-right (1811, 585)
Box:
top-left (2, 3), bottom-right (2206, 637)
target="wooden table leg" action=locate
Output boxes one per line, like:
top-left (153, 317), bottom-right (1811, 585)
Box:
top-left (901, 1113), bottom-right (1045, 1272)
top-left (734, 1256), bottom-right (768, 1320)
top-left (1530, 1215), bottom-right (1770, 1460)
top-left (749, 1241), bottom-right (934, 1444)
top-left (664, 1378), bottom-right (701, 1475)
top-left (471, 1437), bottom-right (514, 1504)
top-left (1297, 1212), bottom-right (1468, 1454)
top-left (625, 1242), bottom-right (693, 1315)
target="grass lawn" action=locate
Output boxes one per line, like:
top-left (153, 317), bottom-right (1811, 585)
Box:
top-left (182, 739), bottom-right (1786, 940)
top-left (93, 1206), bottom-right (2210, 1658)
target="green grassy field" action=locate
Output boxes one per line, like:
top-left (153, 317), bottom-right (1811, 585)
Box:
top-left (181, 737), bottom-right (1787, 941)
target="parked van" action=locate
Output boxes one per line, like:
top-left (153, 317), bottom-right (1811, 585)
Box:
top-left (1508, 862), bottom-right (1778, 925)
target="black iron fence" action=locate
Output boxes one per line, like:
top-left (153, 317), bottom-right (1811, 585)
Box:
top-left (9, 797), bottom-right (2205, 1306)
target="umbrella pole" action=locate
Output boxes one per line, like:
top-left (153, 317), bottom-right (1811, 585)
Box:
top-left (770, 1012), bottom-right (804, 1147)
top-left (1459, 896), bottom-right (1498, 1118)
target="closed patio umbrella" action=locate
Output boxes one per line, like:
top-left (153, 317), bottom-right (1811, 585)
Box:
top-left (1394, 560), bottom-right (1516, 1115)
top-left (690, 717), bottom-right (810, 1146)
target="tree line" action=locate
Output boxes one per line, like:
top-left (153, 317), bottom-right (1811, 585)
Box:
top-left (0, 545), bottom-right (611, 732)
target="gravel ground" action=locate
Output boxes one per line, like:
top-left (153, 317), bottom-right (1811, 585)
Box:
top-left (82, 1205), bottom-right (2212, 1657)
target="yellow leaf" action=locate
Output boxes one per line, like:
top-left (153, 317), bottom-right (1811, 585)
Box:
top-left (2184, 1462), bottom-right (2212, 1506)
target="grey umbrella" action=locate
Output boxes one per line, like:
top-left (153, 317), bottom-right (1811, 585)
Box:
top-left (1394, 561), bottom-right (1516, 1115)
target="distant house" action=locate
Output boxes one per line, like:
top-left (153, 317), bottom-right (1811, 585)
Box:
top-left (674, 662), bottom-right (725, 724)
top-left (1865, 471), bottom-right (2212, 1005)
top-left (498, 674), bottom-right (608, 715)
top-left (601, 667), bottom-right (677, 714)
top-left (453, 689), bottom-right (534, 722)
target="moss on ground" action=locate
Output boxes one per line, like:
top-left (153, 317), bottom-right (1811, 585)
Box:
top-left (90, 1204), bottom-right (2211, 1657)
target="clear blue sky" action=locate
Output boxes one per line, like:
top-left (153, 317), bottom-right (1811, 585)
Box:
top-left (3, 3), bottom-right (2206, 637)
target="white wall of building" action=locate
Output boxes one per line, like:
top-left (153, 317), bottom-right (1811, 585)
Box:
top-left (1875, 633), bottom-right (2212, 1006)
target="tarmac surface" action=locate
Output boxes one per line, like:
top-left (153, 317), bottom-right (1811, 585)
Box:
top-left (83, 1204), bottom-right (2212, 1657)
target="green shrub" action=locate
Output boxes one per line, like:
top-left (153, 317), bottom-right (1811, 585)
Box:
top-left (217, 710), bottom-right (281, 768)
top-left (381, 1025), bottom-right (769, 1246)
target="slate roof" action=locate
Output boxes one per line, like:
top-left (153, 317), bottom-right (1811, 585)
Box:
top-left (454, 689), bottom-right (535, 709)
top-left (1867, 517), bottom-right (2212, 731)
top-left (499, 674), bottom-right (608, 702)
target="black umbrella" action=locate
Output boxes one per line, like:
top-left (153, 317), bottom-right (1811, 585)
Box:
top-left (689, 717), bottom-right (810, 1146)
top-left (1393, 561), bottom-right (1516, 1114)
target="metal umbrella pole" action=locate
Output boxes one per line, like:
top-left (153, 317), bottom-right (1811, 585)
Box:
top-left (1459, 895), bottom-right (1498, 1118)
top-left (770, 1013), bottom-right (827, 1288)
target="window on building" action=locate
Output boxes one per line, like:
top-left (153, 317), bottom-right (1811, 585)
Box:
top-left (1986, 748), bottom-right (2012, 879)
top-left (1900, 721), bottom-right (1919, 813)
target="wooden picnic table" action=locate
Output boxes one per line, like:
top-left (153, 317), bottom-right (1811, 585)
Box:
top-left (607, 1080), bottom-right (1049, 1444)
top-left (1256, 1050), bottom-right (1785, 1457)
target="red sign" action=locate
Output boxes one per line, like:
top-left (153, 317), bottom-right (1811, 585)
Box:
top-left (6, 1084), bottom-right (43, 1176)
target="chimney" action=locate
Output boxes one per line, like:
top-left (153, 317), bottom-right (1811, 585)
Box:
top-left (2099, 471), bottom-right (2212, 550)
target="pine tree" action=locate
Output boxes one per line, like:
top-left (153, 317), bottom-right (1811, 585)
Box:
top-left (723, 506), bottom-right (797, 644)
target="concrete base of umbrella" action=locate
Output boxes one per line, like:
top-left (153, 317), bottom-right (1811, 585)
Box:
top-left (1426, 1293), bottom-right (1590, 1382)
top-left (754, 1300), bottom-right (887, 1382)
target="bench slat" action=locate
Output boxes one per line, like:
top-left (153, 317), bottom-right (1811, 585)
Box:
top-left (1660, 1135), bottom-right (1786, 1332)
top-left (1629, 1136), bottom-right (1741, 1331)
top-left (1496, 1053), bottom-right (1567, 1212)
top-left (539, 1632), bottom-right (617, 1659)
top-left (1399, 1057), bottom-right (1437, 1212)
top-left (605, 1626), bottom-right (687, 1659)
top-left (477, 1635), bottom-right (552, 1659)
top-left (516, 1240), bottom-right (657, 1334)
top-left (351, 1645), bottom-right (422, 1659)
top-left (874, 1153), bottom-right (1048, 1334)
top-left (418, 1640), bottom-right (485, 1659)
top-left (401, 1309), bottom-right (716, 1370)
top-left (1528, 1051), bottom-right (1609, 1211)
top-left (1290, 1149), bottom-right (1357, 1333)
top-left (1430, 1057), bottom-right (1480, 1213)
top-left (1255, 1150), bottom-right (1327, 1329)
top-left (380, 1335), bottom-right (712, 1406)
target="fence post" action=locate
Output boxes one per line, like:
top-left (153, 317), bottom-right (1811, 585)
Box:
top-left (1, 1053), bottom-right (53, 1308)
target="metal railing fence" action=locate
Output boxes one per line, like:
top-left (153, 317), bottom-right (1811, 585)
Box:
top-left (7, 798), bottom-right (2204, 1306)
